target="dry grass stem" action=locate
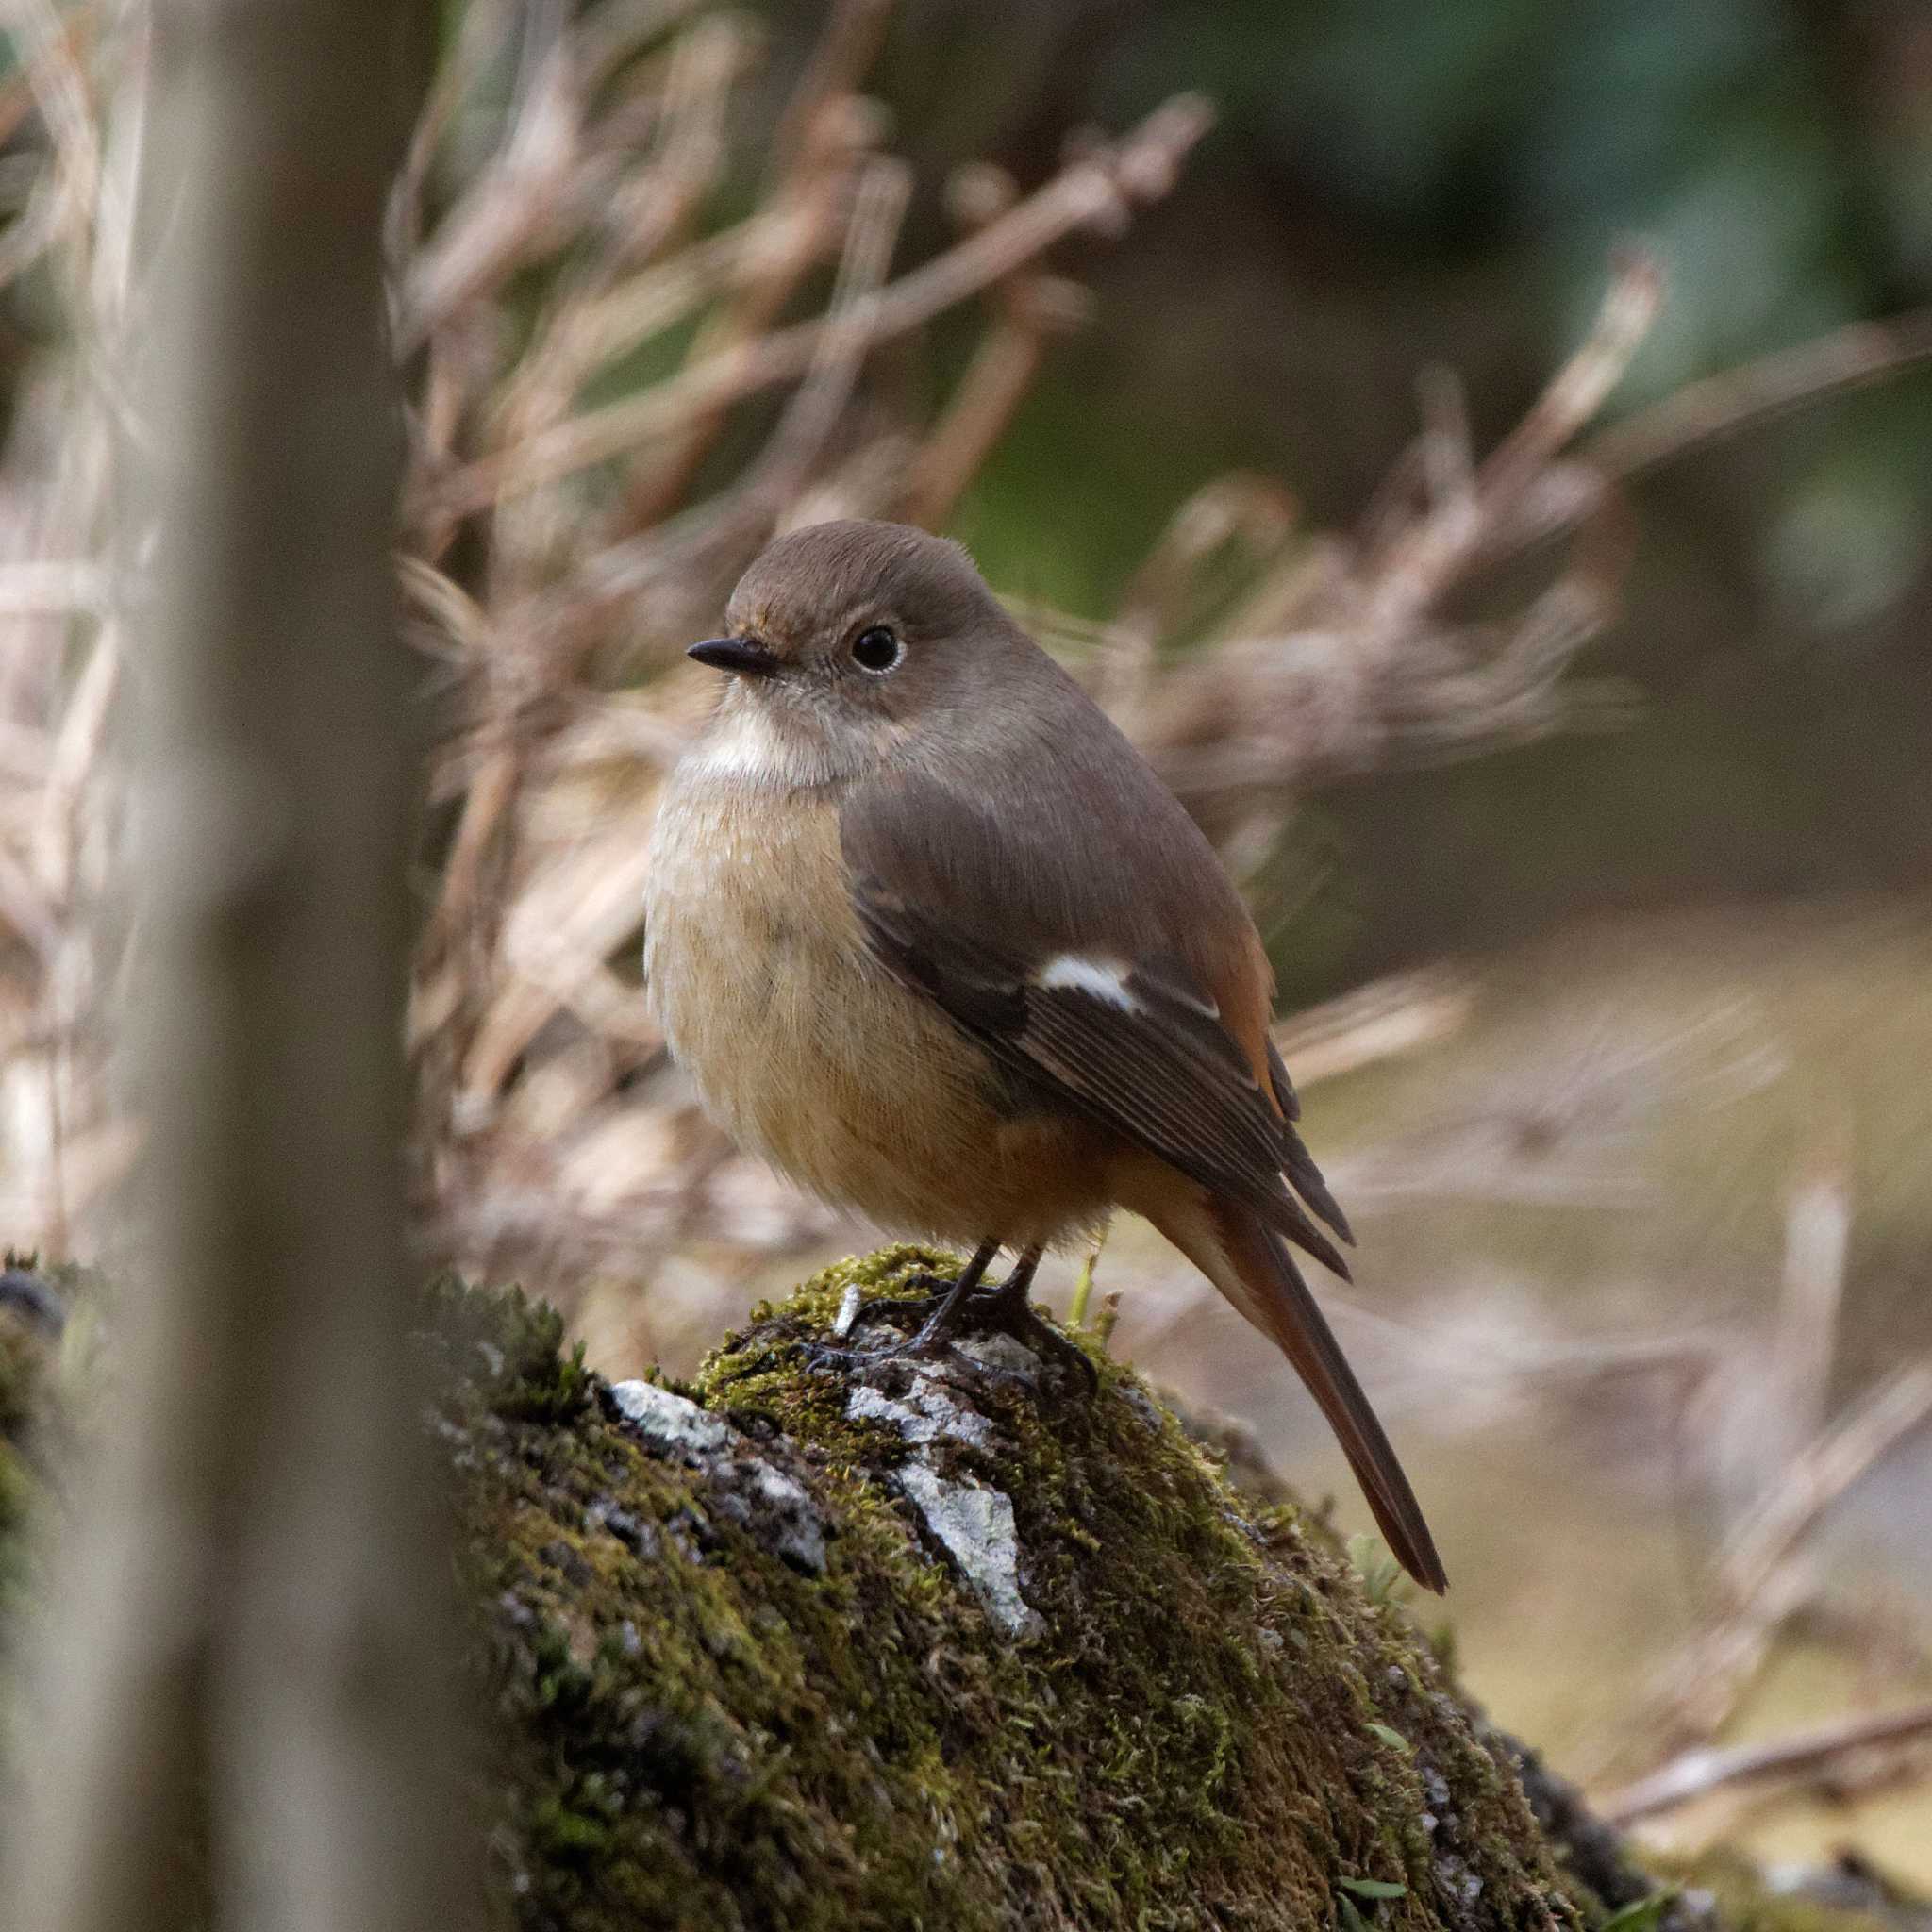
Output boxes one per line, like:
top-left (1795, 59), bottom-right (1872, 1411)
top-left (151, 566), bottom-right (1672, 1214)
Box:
top-left (1271, 970), bottom-right (1474, 1090)
top-left (422, 92), bottom-right (1215, 518)
top-left (1581, 1343), bottom-right (1932, 1778)
top-left (1600, 1698), bottom-right (1932, 1826)
top-left (1587, 301), bottom-right (1932, 486)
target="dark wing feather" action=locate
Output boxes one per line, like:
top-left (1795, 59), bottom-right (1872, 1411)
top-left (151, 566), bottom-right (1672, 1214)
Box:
top-left (1268, 1039), bottom-right (1352, 1243)
top-left (844, 775), bottom-right (1350, 1277)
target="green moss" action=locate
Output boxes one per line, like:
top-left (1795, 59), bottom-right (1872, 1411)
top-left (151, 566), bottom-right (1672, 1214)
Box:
top-left (450, 1247), bottom-right (1586, 1931)
top-left (423, 1274), bottom-right (594, 1424)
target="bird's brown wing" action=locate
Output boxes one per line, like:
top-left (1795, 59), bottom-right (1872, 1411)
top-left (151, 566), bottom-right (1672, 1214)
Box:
top-left (841, 773), bottom-right (1350, 1276)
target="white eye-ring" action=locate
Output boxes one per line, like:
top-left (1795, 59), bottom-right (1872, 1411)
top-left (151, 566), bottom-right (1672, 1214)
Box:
top-left (850, 625), bottom-right (903, 675)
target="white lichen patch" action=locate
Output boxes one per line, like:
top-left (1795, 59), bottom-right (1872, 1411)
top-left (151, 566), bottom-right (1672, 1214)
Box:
top-left (609, 1378), bottom-right (828, 1574)
top-left (831, 1280), bottom-right (864, 1338)
top-left (608, 1379), bottom-right (734, 1456)
top-left (896, 1463), bottom-right (1042, 1640)
top-left (845, 1374), bottom-right (996, 1450)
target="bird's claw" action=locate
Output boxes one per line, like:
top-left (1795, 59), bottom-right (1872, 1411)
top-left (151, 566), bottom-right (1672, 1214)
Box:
top-left (960, 1292), bottom-right (1099, 1397)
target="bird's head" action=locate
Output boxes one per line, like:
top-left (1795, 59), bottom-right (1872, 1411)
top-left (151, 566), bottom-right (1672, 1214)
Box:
top-left (688, 521), bottom-right (1021, 764)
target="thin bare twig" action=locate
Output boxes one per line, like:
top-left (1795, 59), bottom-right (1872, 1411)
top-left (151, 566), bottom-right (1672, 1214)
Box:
top-left (1361, 248), bottom-right (1661, 628)
top-left (767, 0), bottom-right (891, 181)
top-left (1271, 970), bottom-right (1474, 1090)
top-left (423, 93), bottom-right (1213, 517)
top-left (1600, 1699), bottom-right (1932, 1825)
top-left (399, 1), bottom-right (583, 347)
top-left (1763, 1117), bottom-right (1853, 1473)
top-left (898, 160), bottom-right (1091, 528)
top-left (1588, 303), bottom-right (1932, 484)
top-left (613, 2), bottom-right (877, 533)
top-left (1581, 1355), bottom-right (1932, 1782)
top-left (1467, 302), bottom-right (1932, 575)
top-left (1714, 1357), bottom-right (1932, 1617)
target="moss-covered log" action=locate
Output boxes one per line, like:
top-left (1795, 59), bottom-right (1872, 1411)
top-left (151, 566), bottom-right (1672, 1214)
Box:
top-left (3, 1249), bottom-right (1921, 1931)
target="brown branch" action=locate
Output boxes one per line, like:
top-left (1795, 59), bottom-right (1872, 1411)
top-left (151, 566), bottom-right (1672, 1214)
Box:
top-left (1764, 1117), bottom-right (1853, 1471)
top-left (595, 10), bottom-right (746, 274)
top-left (611, 8), bottom-right (879, 534)
top-left (1585, 1356), bottom-right (1932, 1781)
top-left (1361, 248), bottom-right (1661, 629)
top-left (2, 7), bottom-right (481, 1928)
top-left (767, 0), bottom-right (892, 183)
top-left (0, 0), bottom-right (105, 293)
top-left (1459, 301), bottom-right (1932, 580)
top-left (1477, 245), bottom-right (1664, 507)
top-left (483, 222), bottom-right (754, 489)
top-left (0, 3), bottom-right (94, 152)
top-left (399, 7), bottom-right (584, 347)
top-left (1714, 1357), bottom-right (1932, 1616)
top-left (388, 0), bottom-right (518, 276)
top-left (1272, 970), bottom-right (1474, 1089)
top-left (896, 280), bottom-right (1086, 527)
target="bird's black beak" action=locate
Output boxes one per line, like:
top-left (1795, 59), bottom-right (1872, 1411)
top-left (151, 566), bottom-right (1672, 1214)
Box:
top-left (688, 635), bottom-right (780, 678)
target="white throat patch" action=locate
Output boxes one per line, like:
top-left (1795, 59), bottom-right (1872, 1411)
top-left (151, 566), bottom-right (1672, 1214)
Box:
top-left (685, 699), bottom-right (838, 790)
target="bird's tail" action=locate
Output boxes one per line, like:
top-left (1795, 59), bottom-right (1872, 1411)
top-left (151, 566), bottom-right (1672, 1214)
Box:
top-left (1162, 1193), bottom-right (1447, 1593)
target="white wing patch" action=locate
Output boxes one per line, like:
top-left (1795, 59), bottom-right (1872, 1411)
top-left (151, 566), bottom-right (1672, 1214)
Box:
top-left (1036, 954), bottom-right (1140, 1010)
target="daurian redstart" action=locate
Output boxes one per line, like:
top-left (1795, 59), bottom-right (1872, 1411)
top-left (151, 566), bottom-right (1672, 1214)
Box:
top-left (645, 519), bottom-right (1446, 1591)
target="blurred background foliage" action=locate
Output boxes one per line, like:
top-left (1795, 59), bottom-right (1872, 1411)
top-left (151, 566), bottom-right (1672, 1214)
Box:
top-left (756, 0), bottom-right (1932, 991)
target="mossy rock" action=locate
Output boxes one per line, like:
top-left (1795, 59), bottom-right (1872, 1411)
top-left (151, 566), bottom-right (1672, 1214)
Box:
top-left (432, 1246), bottom-right (1664, 1931)
top-left (4, 1252), bottom-right (1919, 1931)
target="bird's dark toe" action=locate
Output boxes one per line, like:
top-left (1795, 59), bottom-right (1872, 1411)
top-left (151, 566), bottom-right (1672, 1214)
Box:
top-left (958, 1287), bottom-right (1098, 1396)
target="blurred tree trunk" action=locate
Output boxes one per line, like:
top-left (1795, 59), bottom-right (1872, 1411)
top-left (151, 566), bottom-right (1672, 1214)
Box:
top-left (1, 5), bottom-right (476, 1931)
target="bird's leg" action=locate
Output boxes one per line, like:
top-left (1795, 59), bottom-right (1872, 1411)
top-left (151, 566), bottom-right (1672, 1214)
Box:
top-left (843, 1239), bottom-right (1001, 1339)
top-left (810, 1240), bottom-right (1002, 1359)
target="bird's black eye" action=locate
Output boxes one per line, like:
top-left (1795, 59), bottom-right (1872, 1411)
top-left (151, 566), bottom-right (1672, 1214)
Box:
top-left (850, 625), bottom-right (903, 674)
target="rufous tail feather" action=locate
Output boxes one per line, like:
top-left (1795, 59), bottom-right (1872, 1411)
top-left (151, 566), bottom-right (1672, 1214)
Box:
top-left (1204, 1199), bottom-right (1447, 1593)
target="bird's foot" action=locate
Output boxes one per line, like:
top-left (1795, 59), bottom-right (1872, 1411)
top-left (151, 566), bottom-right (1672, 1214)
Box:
top-left (798, 1274), bottom-right (959, 1376)
top-left (817, 1266), bottom-right (1097, 1396)
top-left (948, 1281), bottom-right (1099, 1397)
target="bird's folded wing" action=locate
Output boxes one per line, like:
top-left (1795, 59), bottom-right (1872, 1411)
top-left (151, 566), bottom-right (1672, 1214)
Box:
top-left (841, 776), bottom-right (1350, 1276)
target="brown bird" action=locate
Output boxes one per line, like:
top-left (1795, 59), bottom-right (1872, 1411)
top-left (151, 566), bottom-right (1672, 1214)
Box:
top-left (644, 519), bottom-right (1446, 1591)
